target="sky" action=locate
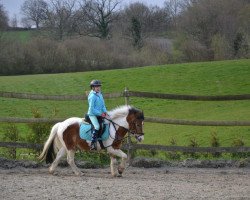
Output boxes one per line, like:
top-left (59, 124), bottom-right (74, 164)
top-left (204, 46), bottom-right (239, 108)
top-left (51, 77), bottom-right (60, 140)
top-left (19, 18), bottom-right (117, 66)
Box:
top-left (1, 0), bottom-right (165, 24)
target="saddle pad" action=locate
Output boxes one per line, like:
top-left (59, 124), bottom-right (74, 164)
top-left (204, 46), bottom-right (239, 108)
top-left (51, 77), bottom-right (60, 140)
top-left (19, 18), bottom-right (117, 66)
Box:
top-left (79, 122), bottom-right (109, 141)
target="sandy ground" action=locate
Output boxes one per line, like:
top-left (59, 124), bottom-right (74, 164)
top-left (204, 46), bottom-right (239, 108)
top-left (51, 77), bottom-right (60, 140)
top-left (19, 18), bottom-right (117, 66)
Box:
top-left (1, 165), bottom-right (250, 200)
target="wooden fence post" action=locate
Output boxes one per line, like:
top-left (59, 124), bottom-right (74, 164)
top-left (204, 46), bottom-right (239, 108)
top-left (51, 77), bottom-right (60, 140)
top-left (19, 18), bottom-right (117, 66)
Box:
top-left (125, 87), bottom-right (132, 165)
top-left (124, 87), bottom-right (129, 105)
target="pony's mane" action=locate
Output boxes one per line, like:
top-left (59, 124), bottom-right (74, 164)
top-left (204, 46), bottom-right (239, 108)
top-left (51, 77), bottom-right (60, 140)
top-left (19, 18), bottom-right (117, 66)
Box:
top-left (108, 105), bottom-right (132, 119)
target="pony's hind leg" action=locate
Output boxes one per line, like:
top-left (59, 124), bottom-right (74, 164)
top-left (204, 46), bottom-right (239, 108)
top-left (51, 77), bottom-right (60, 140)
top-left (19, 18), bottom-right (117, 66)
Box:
top-left (67, 150), bottom-right (83, 176)
top-left (49, 147), bottom-right (66, 174)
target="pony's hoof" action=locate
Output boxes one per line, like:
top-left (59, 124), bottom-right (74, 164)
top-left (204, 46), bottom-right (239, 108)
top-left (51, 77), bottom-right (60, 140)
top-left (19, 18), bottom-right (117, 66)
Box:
top-left (49, 168), bottom-right (54, 174)
top-left (117, 174), bottom-right (123, 178)
top-left (75, 171), bottom-right (84, 176)
top-left (118, 166), bottom-right (124, 175)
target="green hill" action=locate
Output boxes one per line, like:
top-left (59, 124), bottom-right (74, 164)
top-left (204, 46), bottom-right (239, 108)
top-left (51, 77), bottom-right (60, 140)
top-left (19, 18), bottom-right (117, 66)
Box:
top-left (1, 30), bottom-right (32, 42)
top-left (0, 59), bottom-right (250, 147)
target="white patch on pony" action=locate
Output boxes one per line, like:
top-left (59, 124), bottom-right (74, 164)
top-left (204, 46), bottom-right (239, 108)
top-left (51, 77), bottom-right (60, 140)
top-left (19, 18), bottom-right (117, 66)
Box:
top-left (57, 117), bottom-right (82, 138)
top-left (108, 105), bottom-right (131, 120)
top-left (106, 105), bottom-right (132, 140)
top-left (55, 117), bottom-right (83, 151)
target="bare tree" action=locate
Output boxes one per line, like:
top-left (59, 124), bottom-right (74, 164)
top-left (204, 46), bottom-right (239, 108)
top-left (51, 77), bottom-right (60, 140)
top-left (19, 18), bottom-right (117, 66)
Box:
top-left (177, 0), bottom-right (249, 60)
top-left (11, 14), bottom-right (18, 28)
top-left (21, 0), bottom-right (48, 29)
top-left (0, 3), bottom-right (9, 31)
top-left (149, 6), bottom-right (170, 34)
top-left (77, 0), bottom-right (120, 39)
top-left (238, 4), bottom-right (250, 35)
top-left (164, 0), bottom-right (183, 29)
top-left (118, 2), bottom-right (152, 48)
top-left (21, 17), bottom-right (33, 29)
top-left (116, 3), bottom-right (169, 40)
top-left (45, 0), bottom-right (77, 40)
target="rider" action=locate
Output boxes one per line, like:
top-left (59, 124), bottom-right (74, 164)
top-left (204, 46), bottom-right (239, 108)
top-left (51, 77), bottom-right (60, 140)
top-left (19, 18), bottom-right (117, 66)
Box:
top-left (87, 80), bottom-right (107, 150)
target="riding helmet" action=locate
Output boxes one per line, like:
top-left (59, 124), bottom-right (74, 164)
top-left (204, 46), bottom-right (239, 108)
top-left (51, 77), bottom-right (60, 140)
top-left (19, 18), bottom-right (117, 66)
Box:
top-left (90, 80), bottom-right (102, 87)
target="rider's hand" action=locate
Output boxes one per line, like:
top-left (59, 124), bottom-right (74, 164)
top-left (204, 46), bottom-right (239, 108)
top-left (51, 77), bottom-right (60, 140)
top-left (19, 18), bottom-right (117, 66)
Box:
top-left (101, 112), bottom-right (106, 118)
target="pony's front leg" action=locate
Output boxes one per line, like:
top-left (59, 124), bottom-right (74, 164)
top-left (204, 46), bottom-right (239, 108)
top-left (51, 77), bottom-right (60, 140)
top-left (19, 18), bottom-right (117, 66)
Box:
top-left (107, 147), bottom-right (127, 177)
top-left (110, 155), bottom-right (117, 177)
top-left (67, 150), bottom-right (83, 176)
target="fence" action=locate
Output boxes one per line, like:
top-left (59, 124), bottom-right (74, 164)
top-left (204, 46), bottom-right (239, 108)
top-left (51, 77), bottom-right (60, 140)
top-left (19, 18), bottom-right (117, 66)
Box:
top-left (1, 89), bottom-right (250, 155)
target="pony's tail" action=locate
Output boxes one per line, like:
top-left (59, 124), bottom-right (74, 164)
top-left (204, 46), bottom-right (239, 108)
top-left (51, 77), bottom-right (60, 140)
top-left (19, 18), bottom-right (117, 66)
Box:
top-left (38, 122), bottom-right (60, 163)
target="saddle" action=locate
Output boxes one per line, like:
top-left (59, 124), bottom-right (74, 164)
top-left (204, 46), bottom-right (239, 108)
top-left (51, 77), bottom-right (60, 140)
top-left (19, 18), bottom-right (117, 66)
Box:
top-left (84, 114), bottom-right (105, 138)
top-left (80, 118), bottom-right (109, 149)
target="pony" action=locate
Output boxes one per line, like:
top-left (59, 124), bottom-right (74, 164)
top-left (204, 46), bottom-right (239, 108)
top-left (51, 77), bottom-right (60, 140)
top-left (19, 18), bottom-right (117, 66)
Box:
top-left (38, 105), bottom-right (144, 177)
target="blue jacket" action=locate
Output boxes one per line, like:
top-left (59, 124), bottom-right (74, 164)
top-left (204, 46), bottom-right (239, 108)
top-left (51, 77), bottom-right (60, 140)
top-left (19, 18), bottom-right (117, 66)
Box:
top-left (87, 90), bottom-right (107, 116)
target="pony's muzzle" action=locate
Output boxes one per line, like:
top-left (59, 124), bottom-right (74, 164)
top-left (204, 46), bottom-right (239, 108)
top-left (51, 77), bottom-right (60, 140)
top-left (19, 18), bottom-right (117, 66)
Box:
top-left (136, 134), bottom-right (144, 142)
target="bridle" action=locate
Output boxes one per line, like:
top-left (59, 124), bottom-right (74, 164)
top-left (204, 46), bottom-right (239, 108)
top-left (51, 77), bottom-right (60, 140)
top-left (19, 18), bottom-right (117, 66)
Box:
top-left (104, 117), bottom-right (144, 141)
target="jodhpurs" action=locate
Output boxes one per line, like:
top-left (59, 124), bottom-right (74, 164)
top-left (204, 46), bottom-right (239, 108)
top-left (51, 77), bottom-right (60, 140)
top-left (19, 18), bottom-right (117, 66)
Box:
top-left (89, 115), bottom-right (100, 130)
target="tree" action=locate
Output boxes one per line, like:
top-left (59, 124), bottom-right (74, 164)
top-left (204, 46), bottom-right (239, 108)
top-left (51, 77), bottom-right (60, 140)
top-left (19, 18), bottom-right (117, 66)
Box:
top-left (21, 0), bottom-right (48, 29)
top-left (21, 17), bottom-right (33, 29)
top-left (0, 3), bottom-right (9, 31)
top-left (115, 2), bottom-right (170, 41)
top-left (123, 2), bottom-right (151, 33)
top-left (11, 14), bottom-right (18, 28)
top-left (149, 6), bottom-right (170, 34)
top-left (77, 0), bottom-right (120, 39)
top-left (130, 16), bottom-right (143, 49)
top-left (119, 2), bottom-right (152, 48)
top-left (178, 0), bottom-right (248, 56)
top-left (45, 0), bottom-right (77, 40)
top-left (164, 0), bottom-right (183, 29)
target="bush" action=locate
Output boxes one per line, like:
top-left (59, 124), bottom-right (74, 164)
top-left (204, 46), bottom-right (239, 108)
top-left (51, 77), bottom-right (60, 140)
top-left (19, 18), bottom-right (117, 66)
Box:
top-left (211, 34), bottom-right (231, 60)
top-left (2, 123), bottom-right (22, 159)
top-left (168, 137), bottom-right (181, 160)
top-left (187, 137), bottom-right (200, 158)
top-left (0, 34), bottom-right (172, 75)
top-left (26, 108), bottom-right (56, 155)
top-left (231, 137), bottom-right (246, 158)
top-left (210, 132), bottom-right (221, 157)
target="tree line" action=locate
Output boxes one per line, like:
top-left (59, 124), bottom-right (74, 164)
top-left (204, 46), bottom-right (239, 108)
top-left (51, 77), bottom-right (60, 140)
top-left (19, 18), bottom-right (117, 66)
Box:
top-left (0, 0), bottom-right (249, 75)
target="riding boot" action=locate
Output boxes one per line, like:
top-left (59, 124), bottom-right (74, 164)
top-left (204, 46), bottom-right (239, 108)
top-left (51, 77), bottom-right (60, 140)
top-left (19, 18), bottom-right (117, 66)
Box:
top-left (90, 129), bottom-right (98, 150)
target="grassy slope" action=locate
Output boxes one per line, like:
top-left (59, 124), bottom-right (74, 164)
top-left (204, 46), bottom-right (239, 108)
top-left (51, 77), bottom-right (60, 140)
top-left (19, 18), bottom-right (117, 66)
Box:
top-left (0, 59), bottom-right (250, 146)
top-left (2, 31), bottom-right (31, 42)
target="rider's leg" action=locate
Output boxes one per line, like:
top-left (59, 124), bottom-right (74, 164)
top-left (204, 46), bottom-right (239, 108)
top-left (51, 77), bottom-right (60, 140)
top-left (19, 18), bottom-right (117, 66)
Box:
top-left (89, 116), bottom-right (100, 150)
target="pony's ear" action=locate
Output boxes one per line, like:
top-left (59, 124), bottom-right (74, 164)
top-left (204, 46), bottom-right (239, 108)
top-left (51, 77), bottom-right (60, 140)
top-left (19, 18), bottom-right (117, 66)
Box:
top-left (141, 110), bottom-right (145, 120)
top-left (136, 110), bottom-right (145, 120)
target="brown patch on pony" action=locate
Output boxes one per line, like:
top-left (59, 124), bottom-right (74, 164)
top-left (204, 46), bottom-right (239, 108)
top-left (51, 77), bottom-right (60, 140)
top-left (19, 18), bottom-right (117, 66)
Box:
top-left (126, 108), bottom-right (144, 133)
top-left (128, 107), bottom-right (144, 121)
top-left (63, 123), bottom-right (90, 151)
top-left (112, 127), bottom-right (127, 149)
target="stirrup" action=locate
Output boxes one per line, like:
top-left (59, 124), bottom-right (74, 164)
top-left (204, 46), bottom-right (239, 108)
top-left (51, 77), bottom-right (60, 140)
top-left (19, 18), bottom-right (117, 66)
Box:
top-left (90, 142), bottom-right (97, 150)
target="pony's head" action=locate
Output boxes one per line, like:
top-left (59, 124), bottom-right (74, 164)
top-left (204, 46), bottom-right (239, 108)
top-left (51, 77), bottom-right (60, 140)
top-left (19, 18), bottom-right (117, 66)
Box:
top-left (108, 105), bottom-right (145, 142)
top-left (126, 107), bottom-right (144, 142)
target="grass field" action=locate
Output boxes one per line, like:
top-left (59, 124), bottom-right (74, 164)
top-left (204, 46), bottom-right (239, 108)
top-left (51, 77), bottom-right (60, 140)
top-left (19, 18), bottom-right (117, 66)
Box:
top-left (1, 30), bottom-right (32, 42)
top-left (0, 59), bottom-right (250, 147)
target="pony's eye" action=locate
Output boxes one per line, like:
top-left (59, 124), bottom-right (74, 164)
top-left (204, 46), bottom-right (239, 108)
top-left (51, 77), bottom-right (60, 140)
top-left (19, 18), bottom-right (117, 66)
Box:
top-left (136, 124), bottom-right (140, 127)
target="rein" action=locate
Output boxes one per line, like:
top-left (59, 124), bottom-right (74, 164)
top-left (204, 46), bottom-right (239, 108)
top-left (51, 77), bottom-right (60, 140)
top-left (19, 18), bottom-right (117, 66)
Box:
top-left (104, 117), bottom-right (137, 136)
top-left (101, 117), bottom-right (135, 148)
